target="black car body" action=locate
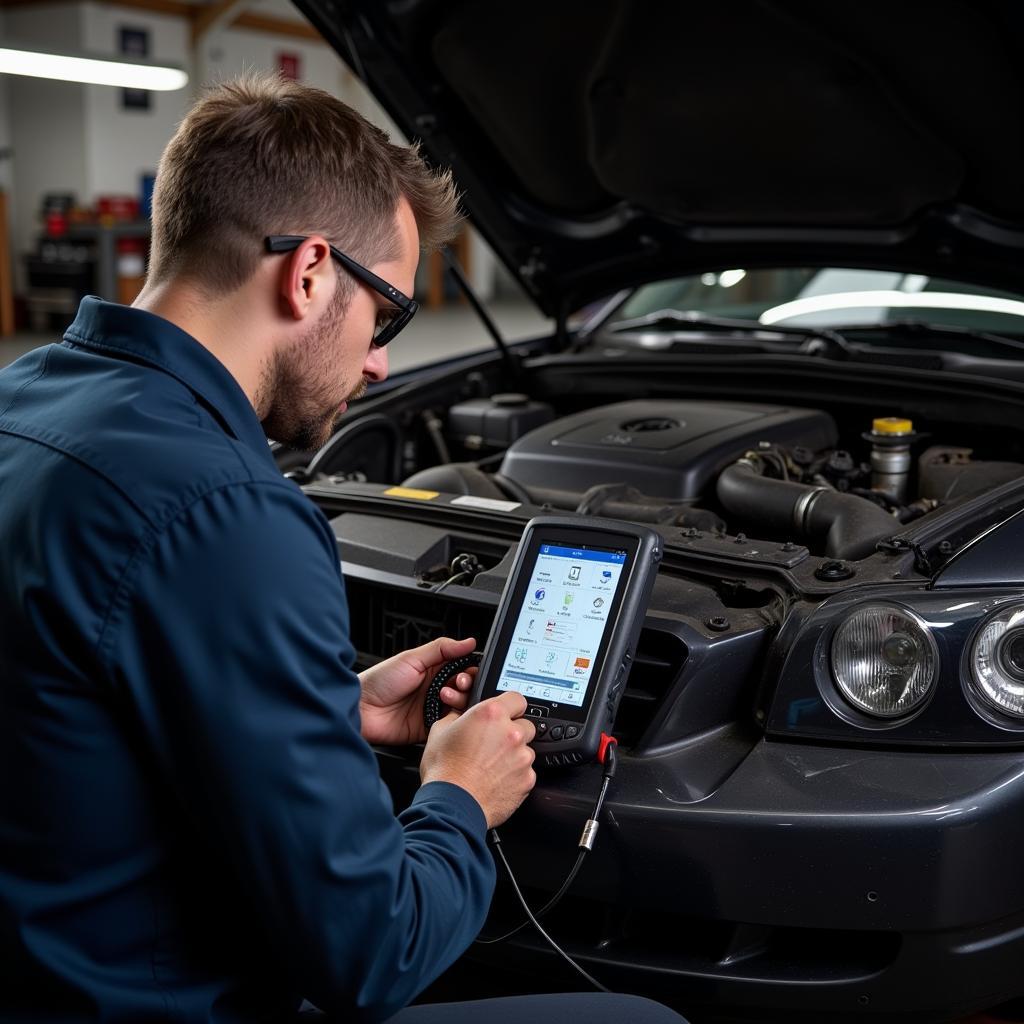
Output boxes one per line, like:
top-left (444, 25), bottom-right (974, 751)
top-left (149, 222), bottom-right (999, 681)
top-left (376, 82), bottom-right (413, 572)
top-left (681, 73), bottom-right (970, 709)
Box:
top-left (285, 2), bottom-right (1024, 1019)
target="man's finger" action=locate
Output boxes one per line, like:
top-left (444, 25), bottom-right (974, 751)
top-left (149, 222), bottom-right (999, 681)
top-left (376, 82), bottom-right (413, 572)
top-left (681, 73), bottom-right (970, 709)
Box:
top-left (418, 635), bottom-right (477, 665)
top-left (440, 687), bottom-right (470, 709)
top-left (514, 717), bottom-right (537, 743)
top-left (493, 690), bottom-right (528, 717)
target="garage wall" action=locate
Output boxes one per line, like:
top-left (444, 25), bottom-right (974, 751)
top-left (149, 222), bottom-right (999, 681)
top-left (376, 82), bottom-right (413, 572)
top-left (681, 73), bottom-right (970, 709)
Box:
top-left (0, 9), bottom-right (13, 316)
top-left (6, 3), bottom-right (89, 285)
top-left (0, 8), bottom-right (12, 192)
top-left (80, 1), bottom-right (191, 202)
top-left (2, 0), bottom-right (500, 302)
top-left (201, 25), bottom-right (340, 95)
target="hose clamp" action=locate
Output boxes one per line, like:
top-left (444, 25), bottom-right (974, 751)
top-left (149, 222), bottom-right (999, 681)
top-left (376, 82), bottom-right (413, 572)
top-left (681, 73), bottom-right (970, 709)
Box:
top-left (793, 486), bottom-right (828, 532)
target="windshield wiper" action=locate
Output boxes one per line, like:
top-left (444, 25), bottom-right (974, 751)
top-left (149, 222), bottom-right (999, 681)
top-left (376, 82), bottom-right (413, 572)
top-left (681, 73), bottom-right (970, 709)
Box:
top-left (608, 309), bottom-right (855, 357)
top-left (834, 319), bottom-right (1024, 359)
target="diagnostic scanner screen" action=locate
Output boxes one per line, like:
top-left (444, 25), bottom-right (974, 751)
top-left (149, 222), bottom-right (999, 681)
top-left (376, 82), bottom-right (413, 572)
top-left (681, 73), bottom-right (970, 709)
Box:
top-left (495, 543), bottom-right (627, 708)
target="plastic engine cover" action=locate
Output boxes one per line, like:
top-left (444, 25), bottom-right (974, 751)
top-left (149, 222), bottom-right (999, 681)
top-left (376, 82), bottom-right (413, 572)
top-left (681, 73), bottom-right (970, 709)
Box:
top-left (498, 400), bottom-right (837, 500)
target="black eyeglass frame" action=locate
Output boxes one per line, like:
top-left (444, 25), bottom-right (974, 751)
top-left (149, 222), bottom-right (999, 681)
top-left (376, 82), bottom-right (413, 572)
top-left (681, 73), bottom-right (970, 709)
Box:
top-left (264, 234), bottom-right (418, 347)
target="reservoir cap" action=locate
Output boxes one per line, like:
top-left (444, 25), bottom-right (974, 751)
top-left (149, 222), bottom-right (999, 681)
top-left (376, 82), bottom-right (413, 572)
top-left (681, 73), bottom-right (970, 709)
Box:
top-left (872, 417), bottom-right (913, 436)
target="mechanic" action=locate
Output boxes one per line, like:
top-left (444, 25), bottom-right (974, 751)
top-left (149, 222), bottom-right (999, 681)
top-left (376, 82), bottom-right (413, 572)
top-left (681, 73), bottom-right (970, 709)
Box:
top-left (0, 74), bottom-right (688, 1024)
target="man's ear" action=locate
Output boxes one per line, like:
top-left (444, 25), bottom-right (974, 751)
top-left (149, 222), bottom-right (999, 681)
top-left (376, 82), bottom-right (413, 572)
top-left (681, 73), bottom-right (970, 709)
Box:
top-left (279, 236), bottom-right (333, 320)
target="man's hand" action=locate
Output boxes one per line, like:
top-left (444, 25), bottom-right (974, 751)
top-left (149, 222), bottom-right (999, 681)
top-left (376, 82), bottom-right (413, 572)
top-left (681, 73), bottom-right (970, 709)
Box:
top-left (421, 692), bottom-right (537, 829)
top-left (358, 636), bottom-right (477, 746)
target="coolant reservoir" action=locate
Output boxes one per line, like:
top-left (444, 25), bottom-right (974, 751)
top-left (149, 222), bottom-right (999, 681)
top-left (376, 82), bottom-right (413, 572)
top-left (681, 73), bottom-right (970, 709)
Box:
top-left (867, 417), bottom-right (916, 502)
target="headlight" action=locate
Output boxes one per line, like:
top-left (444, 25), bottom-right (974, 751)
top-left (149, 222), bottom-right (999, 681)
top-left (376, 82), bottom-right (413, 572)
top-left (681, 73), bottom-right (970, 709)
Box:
top-left (830, 604), bottom-right (938, 718)
top-left (970, 605), bottom-right (1024, 719)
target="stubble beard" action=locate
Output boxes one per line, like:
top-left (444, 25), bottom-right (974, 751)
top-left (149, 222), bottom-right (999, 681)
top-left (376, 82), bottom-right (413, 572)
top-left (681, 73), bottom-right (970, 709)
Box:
top-left (259, 290), bottom-right (367, 452)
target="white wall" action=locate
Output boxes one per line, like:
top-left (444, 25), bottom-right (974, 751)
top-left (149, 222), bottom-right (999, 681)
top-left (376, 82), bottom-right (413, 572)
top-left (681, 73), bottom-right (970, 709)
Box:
top-left (2, 0), bottom-right (499, 302)
top-left (0, 9), bottom-right (13, 315)
top-left (80, 2), bottom-right (191, 202)
top-left (0, 8), bottom-right (12, 192)
top-left (200, 24), bottom-right (341, 94)
top-left (6, 3), bottom-right (89, 283)
top-left (198, 19), bottom-right (404, 139)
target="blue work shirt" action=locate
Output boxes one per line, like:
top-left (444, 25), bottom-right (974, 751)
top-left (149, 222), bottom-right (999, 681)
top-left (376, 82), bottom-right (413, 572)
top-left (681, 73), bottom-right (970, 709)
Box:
top-left (0, 297), bottom-right (495, 1023)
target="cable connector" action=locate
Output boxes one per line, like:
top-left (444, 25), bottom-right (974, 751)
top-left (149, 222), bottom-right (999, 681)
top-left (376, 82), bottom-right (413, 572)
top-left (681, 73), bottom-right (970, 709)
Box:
top-left (579, 819), bottom-right (600, 851)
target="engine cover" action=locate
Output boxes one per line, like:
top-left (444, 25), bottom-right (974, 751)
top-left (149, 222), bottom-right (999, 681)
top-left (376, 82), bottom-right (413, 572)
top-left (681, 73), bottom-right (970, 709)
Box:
top-left (499, 400), bottom-right (837, 500)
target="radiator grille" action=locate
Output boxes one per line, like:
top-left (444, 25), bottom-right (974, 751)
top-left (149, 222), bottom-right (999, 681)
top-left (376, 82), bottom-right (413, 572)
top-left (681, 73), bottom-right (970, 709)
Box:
top-left (344, 578), bottom-right (685, 747)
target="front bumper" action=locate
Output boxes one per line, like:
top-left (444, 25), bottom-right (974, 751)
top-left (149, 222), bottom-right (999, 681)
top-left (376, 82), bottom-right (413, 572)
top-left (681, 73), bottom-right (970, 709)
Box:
top-left (381, 735), bottom-right (1024, 1021)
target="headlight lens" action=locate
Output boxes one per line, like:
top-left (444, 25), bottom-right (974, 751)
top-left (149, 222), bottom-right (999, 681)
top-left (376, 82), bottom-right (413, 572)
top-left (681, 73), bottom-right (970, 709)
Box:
top-left (830, 605), bottom-right (937, 718)
top-left (971, 605), bottom-right (1024, 718)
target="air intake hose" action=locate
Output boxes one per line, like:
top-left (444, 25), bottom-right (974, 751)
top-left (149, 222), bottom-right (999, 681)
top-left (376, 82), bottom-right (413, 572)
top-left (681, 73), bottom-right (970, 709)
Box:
top-left (716, 458), bottom-right (897, 560)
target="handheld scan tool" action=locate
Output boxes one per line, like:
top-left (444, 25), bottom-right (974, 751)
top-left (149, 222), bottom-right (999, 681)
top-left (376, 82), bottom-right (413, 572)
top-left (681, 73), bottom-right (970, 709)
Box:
top-left (469, 516), bottom-right (662, 767)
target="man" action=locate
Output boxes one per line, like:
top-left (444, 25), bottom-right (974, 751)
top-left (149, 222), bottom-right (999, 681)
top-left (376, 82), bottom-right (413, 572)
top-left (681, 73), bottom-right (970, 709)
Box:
top-left (0, 75), bottom-right (687, 1024)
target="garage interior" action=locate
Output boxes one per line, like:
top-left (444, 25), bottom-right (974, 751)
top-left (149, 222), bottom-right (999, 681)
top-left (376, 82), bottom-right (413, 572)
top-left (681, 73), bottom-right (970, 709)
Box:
top-left (0, 0), bottom-right (548, 375)
top-left (1, 2), bottom-right (1023, 1022)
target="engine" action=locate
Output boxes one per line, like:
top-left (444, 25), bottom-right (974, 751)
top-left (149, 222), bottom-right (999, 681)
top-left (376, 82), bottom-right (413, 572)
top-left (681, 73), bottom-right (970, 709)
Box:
top-left (497, 400), bottom-right (836, 500)
top-left (392, 396), bottom-right (1024, 562)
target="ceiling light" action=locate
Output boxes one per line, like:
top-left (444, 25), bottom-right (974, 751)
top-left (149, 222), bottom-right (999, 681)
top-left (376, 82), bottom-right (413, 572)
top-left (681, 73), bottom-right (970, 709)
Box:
top-left (0, 46), bottom-right (188, 91)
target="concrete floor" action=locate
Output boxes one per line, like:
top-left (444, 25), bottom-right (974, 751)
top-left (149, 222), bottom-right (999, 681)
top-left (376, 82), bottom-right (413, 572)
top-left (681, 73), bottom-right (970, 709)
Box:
top-left (0, 299), bottom-right (553, 376)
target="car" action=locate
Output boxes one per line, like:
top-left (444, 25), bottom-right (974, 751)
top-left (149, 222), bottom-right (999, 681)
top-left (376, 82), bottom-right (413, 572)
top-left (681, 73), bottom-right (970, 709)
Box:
top-left (283, 2), bottom-right (1024, 1020)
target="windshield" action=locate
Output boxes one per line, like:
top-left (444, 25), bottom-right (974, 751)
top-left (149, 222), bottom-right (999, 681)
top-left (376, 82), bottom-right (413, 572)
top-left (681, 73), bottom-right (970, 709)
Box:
top-left (610, 268), bottom-right (1024, 335)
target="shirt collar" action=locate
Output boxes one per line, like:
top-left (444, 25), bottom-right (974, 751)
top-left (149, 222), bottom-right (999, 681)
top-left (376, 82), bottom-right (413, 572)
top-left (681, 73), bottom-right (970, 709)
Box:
top-left (64, 296), bottom-right (273, 461)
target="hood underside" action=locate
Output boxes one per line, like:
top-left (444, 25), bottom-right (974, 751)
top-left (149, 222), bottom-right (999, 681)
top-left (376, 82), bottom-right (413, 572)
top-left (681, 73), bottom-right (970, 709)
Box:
top-left (295, 0), bottom-right (1024, 315)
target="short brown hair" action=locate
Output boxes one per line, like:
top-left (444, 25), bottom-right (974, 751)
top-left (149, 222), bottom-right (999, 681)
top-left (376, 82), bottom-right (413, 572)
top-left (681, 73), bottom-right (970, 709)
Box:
top-left (148, 73), bottom-right (461, 293)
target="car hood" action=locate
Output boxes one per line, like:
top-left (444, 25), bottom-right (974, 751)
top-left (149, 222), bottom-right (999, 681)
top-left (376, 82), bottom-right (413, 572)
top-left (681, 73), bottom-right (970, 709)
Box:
top-left (295, 0), bottom-right (1024, 318)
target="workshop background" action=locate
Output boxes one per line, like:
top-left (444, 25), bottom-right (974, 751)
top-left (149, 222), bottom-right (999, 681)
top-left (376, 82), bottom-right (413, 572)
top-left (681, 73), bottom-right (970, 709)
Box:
top-left (0, 0), bottom-right (550, 374)
top-left (3, 5), bottom-right (1023, 1024)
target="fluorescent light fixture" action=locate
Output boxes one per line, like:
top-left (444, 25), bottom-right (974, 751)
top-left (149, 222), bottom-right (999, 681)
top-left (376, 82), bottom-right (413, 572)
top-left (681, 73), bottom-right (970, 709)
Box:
top-left (0, 46), bottom-right (188, 91)
top-left (760, 289), bottom-right (1024, 325)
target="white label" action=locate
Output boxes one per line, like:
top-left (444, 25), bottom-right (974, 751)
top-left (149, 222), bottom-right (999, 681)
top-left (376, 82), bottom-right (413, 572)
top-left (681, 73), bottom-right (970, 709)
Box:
top-left (450, 495), bottom-right (520, 512)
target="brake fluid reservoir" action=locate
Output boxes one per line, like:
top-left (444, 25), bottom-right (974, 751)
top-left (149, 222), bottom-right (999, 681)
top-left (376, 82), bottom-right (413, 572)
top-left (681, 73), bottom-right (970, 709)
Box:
top-left (866, 417), bottom-right (917, 502)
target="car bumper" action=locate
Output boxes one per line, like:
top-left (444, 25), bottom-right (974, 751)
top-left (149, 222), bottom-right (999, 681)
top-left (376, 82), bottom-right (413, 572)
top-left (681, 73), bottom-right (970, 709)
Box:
top-left (380, 735), bottom-right (1024, 1020)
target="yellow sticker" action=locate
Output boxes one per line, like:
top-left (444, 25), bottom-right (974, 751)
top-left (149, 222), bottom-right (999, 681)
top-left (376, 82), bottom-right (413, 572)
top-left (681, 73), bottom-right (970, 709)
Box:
top-left (383, 486), bottom-right (440, 500)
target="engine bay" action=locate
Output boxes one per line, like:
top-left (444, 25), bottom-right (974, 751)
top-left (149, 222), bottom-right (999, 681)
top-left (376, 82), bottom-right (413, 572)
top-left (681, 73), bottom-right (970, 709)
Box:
top-left (392, 395), bottom-right (1024, 563)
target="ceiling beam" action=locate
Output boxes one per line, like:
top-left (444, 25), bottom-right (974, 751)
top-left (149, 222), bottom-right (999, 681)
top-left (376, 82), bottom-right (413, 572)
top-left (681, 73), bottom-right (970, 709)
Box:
top-left (191, 0), bottom-right (246, 44)
top-left (231, 10), bottom-right (321, 40)
top-left (1, 0), bottom-right (193, 12)
top-left (0, 0), bottom-right (321, 42)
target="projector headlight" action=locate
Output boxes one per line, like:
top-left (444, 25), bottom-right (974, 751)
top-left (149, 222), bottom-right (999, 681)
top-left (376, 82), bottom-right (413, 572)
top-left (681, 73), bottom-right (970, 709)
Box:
top-left (830, 604), bottom-right (938, 718)
top-left (970, 605), bottom-right (1024, 719)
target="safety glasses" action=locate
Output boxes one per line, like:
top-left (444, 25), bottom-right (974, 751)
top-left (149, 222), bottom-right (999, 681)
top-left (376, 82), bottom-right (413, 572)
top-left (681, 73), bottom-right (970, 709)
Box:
top-left (265, 234), bottom-right (418, 347)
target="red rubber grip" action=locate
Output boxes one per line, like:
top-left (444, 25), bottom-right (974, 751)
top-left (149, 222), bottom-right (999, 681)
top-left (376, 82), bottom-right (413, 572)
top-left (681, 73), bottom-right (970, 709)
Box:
top-left (597, 733), bottom-right (618, 764)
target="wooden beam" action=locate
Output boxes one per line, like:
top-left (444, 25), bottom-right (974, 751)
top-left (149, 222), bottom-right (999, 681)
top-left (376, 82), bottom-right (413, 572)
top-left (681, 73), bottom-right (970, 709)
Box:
top-left (231, 10), bottom-right (321, 41)
top-left (191, 0), bottom-right (246, 44)
top-left (0, 0), bottom-right (197, 14)
top-left (110, 0), bottom-right (196, 15)
top-left (0, 0), bottom-right (322, 43)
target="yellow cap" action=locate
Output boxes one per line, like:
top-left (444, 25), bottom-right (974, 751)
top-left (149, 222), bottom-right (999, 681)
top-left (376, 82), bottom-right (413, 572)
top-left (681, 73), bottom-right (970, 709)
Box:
top-left (872, 417), bottom-right (913, 436)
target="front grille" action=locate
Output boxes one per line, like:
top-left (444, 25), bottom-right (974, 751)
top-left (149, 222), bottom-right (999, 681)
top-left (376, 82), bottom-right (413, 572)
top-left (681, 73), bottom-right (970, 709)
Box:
top-left (614, 629), bottom-right (688, 747)
top-left (344, 578), bottom-right (685, 747)
top-left (346, 579), bottom-right (495, 668)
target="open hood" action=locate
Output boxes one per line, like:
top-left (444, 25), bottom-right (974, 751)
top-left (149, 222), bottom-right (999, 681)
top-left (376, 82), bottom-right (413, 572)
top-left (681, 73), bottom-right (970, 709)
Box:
top-left (294, 0), bottom-right (1024, 318)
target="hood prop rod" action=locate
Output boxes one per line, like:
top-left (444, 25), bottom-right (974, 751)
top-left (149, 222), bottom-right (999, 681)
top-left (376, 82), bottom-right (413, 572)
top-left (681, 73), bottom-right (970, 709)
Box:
top-left (443, 247), bottom-right (519, 380)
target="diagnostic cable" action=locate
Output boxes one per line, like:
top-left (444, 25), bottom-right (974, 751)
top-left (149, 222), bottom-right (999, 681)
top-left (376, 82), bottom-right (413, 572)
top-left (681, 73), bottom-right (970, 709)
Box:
top-left (425, 657), bottom-right (618, 992)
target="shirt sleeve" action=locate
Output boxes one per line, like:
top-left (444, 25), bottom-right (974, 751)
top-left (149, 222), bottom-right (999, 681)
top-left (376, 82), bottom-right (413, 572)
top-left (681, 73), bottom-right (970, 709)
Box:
top-left (98, 480), bottom-right (496, 1021)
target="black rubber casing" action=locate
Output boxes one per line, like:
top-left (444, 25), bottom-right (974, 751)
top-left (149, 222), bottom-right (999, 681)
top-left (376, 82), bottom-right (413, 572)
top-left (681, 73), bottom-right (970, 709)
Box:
top-left (468, 515), bottom-right (662, 767)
